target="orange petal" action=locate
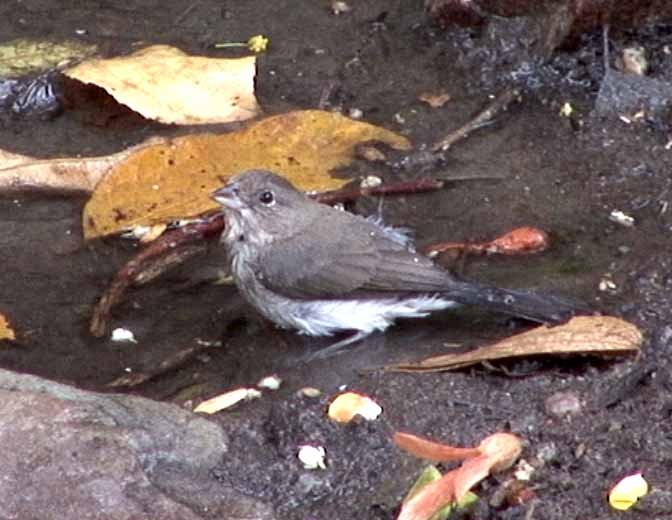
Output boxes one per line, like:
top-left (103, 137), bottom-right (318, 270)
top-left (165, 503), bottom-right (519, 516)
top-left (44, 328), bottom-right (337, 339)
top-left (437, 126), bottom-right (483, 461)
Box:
top-left (394, 432), bottom-right (481, 462)
top-left (398, 470), bottom-right (458, 520)
top-left (452, 455), bottom-right (493, 501)
top-left (485, 226), bottom-right (549, 255)
top-left (477, 433), bottom-right (523, 472)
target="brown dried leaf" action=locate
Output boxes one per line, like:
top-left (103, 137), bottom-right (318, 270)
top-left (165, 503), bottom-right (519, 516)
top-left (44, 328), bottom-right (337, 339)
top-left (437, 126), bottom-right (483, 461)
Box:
top-left (83, 110), bottom-right (411, 238)
top-left (65, 45), bottom-right (258, 125)
top-left (388, 316), bottom-right (642, 372)
top-left (0, 139), bottom-right (162, 192)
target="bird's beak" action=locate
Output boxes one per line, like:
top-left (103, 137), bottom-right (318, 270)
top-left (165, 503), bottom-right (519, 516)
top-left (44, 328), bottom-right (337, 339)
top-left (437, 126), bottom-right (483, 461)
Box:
top-left (212, 183), bottom-right (244, 210)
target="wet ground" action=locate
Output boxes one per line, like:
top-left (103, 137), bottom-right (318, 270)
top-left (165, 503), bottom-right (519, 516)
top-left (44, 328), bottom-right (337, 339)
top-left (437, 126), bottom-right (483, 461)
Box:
top-left (1, 1), bottom-right (672, 519)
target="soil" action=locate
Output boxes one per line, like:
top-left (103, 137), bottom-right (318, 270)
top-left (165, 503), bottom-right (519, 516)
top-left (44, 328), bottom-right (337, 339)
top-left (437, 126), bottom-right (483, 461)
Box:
top-left (1, 1), bottom-right (671, 519)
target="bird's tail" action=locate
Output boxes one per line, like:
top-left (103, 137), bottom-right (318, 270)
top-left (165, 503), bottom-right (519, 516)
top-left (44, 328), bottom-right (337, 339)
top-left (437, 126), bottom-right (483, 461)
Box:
top-left (442, 280), bottom-right (582, 324)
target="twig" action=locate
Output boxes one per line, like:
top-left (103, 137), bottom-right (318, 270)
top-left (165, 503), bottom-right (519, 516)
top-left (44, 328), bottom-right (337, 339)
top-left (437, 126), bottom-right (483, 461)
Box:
top-left (318, 79), bottom-right (338, 109)
top-left (432, 88), bottom-right (521, 151)
top-left (106, 339), bottom-right (221, 388)
top-left (174, 1), bottom-right (201, 24)
top-left (89, 213), bottom-right (224, 337)
top-left (312, 177), bottom-right (444, 205)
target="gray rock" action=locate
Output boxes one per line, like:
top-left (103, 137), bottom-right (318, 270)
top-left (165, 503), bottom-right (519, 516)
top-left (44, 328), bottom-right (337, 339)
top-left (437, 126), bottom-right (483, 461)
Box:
top-left (0, 369), bottom-right (275, 520)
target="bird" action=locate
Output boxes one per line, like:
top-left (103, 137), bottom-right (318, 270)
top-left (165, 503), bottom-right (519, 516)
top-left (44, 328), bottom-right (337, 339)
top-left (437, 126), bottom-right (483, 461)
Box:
top-left (212, 169), bottom-right (578, 355)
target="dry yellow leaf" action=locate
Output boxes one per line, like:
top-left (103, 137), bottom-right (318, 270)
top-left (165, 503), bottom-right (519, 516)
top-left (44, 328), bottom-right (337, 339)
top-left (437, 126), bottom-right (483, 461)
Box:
top-left (64, 45), bottom-right (258, 125)
top-left (83, 110), bottom-right (411, 238)
top-left (0, 314), bottom-right (16, 341)
top-left (389, 316), bottom-right (642, 372)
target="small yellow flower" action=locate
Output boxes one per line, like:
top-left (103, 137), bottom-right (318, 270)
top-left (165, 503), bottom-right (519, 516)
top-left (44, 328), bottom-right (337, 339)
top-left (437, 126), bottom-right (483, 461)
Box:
top-left (247, 35), bottom-right (269, 53)
top-left (214, 35), bottom-right (269, 54)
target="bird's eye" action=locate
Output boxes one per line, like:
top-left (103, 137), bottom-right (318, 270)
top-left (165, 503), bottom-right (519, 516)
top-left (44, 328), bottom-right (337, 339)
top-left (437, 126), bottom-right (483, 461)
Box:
top-left (259, 190), bottom-right (274, 205)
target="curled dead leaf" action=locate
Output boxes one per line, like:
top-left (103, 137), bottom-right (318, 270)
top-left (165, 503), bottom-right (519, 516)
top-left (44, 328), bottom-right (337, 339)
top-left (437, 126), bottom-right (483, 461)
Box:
top-left (388, 316), bottom-right (642, 372)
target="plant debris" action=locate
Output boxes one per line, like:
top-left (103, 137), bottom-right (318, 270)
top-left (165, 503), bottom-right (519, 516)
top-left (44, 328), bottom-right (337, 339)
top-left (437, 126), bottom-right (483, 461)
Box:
top-left (65, 45), bottom-right (259, 125)
top-left (396, 432), bottom-right (522, 520)
top-left (194, 387), bottom-right (261, 414)
top-left (609, 473), bottom-right (649, 511)
top-left (425, 226), bottom-right (550, 258)
top-left (327, 392), bottom-right (382, 423)
top-left (388, 316), bottom-right (642, 372)
top-left (82, 110), bottom-right (410, 239)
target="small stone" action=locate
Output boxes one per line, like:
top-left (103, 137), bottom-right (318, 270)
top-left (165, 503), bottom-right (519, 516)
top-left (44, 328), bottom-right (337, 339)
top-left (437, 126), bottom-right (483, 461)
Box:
top-left (348, 107), bottom-right (363, 119)
top-left (609, 210), bottom-right (635, 227)
top-left (599, 277), bottom-right (618, 292)
top-left (618, 46), bottom-right (648, 76)
top-left (360, 175), bottom-right (382, 189)
top-left (544, 391), bottom-right (583, 417)
top-left (298, 387), bottom-right (322, 398)
top-left (535, 442), bottom-right (558, 464)
top-left (111, 327), bottom-right (137, 343)
top-left (297, 445), bottom-right (326, 470)
top-left (331, 0), bottom-right (351, 15)
top-left (257, 374), bottom-right (282, 390)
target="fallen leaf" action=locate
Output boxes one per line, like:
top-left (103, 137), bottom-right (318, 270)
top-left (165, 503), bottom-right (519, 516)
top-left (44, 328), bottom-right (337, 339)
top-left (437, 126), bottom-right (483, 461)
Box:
top-left (388, 316), bottom-right (642, 372)
top-left (0, 314), bottom-right (16, 341)
top-left (83, 109), bottom-right (411, 238)
top-left (0, 138), bottom-right (162, 192)
top-left (64, 45), bottom-right (258, 125)
top-left (0, 38), bottom-right (97, 77)
top-left (609, 473), bottom-right (648, 511)
top-left (397, 432), bottom-right (521, 520)
top-left (194, 387), bottom-right (261, 414)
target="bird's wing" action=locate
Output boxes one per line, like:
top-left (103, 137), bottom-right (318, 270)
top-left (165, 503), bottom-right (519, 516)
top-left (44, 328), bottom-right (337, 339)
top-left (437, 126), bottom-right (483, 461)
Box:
top-left (255, 209), bottom-right (453, 300)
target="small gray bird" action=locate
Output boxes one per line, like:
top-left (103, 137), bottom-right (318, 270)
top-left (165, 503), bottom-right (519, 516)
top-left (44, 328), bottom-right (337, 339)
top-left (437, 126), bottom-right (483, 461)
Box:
top-left (213, 170), bottom-right (577, 353)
